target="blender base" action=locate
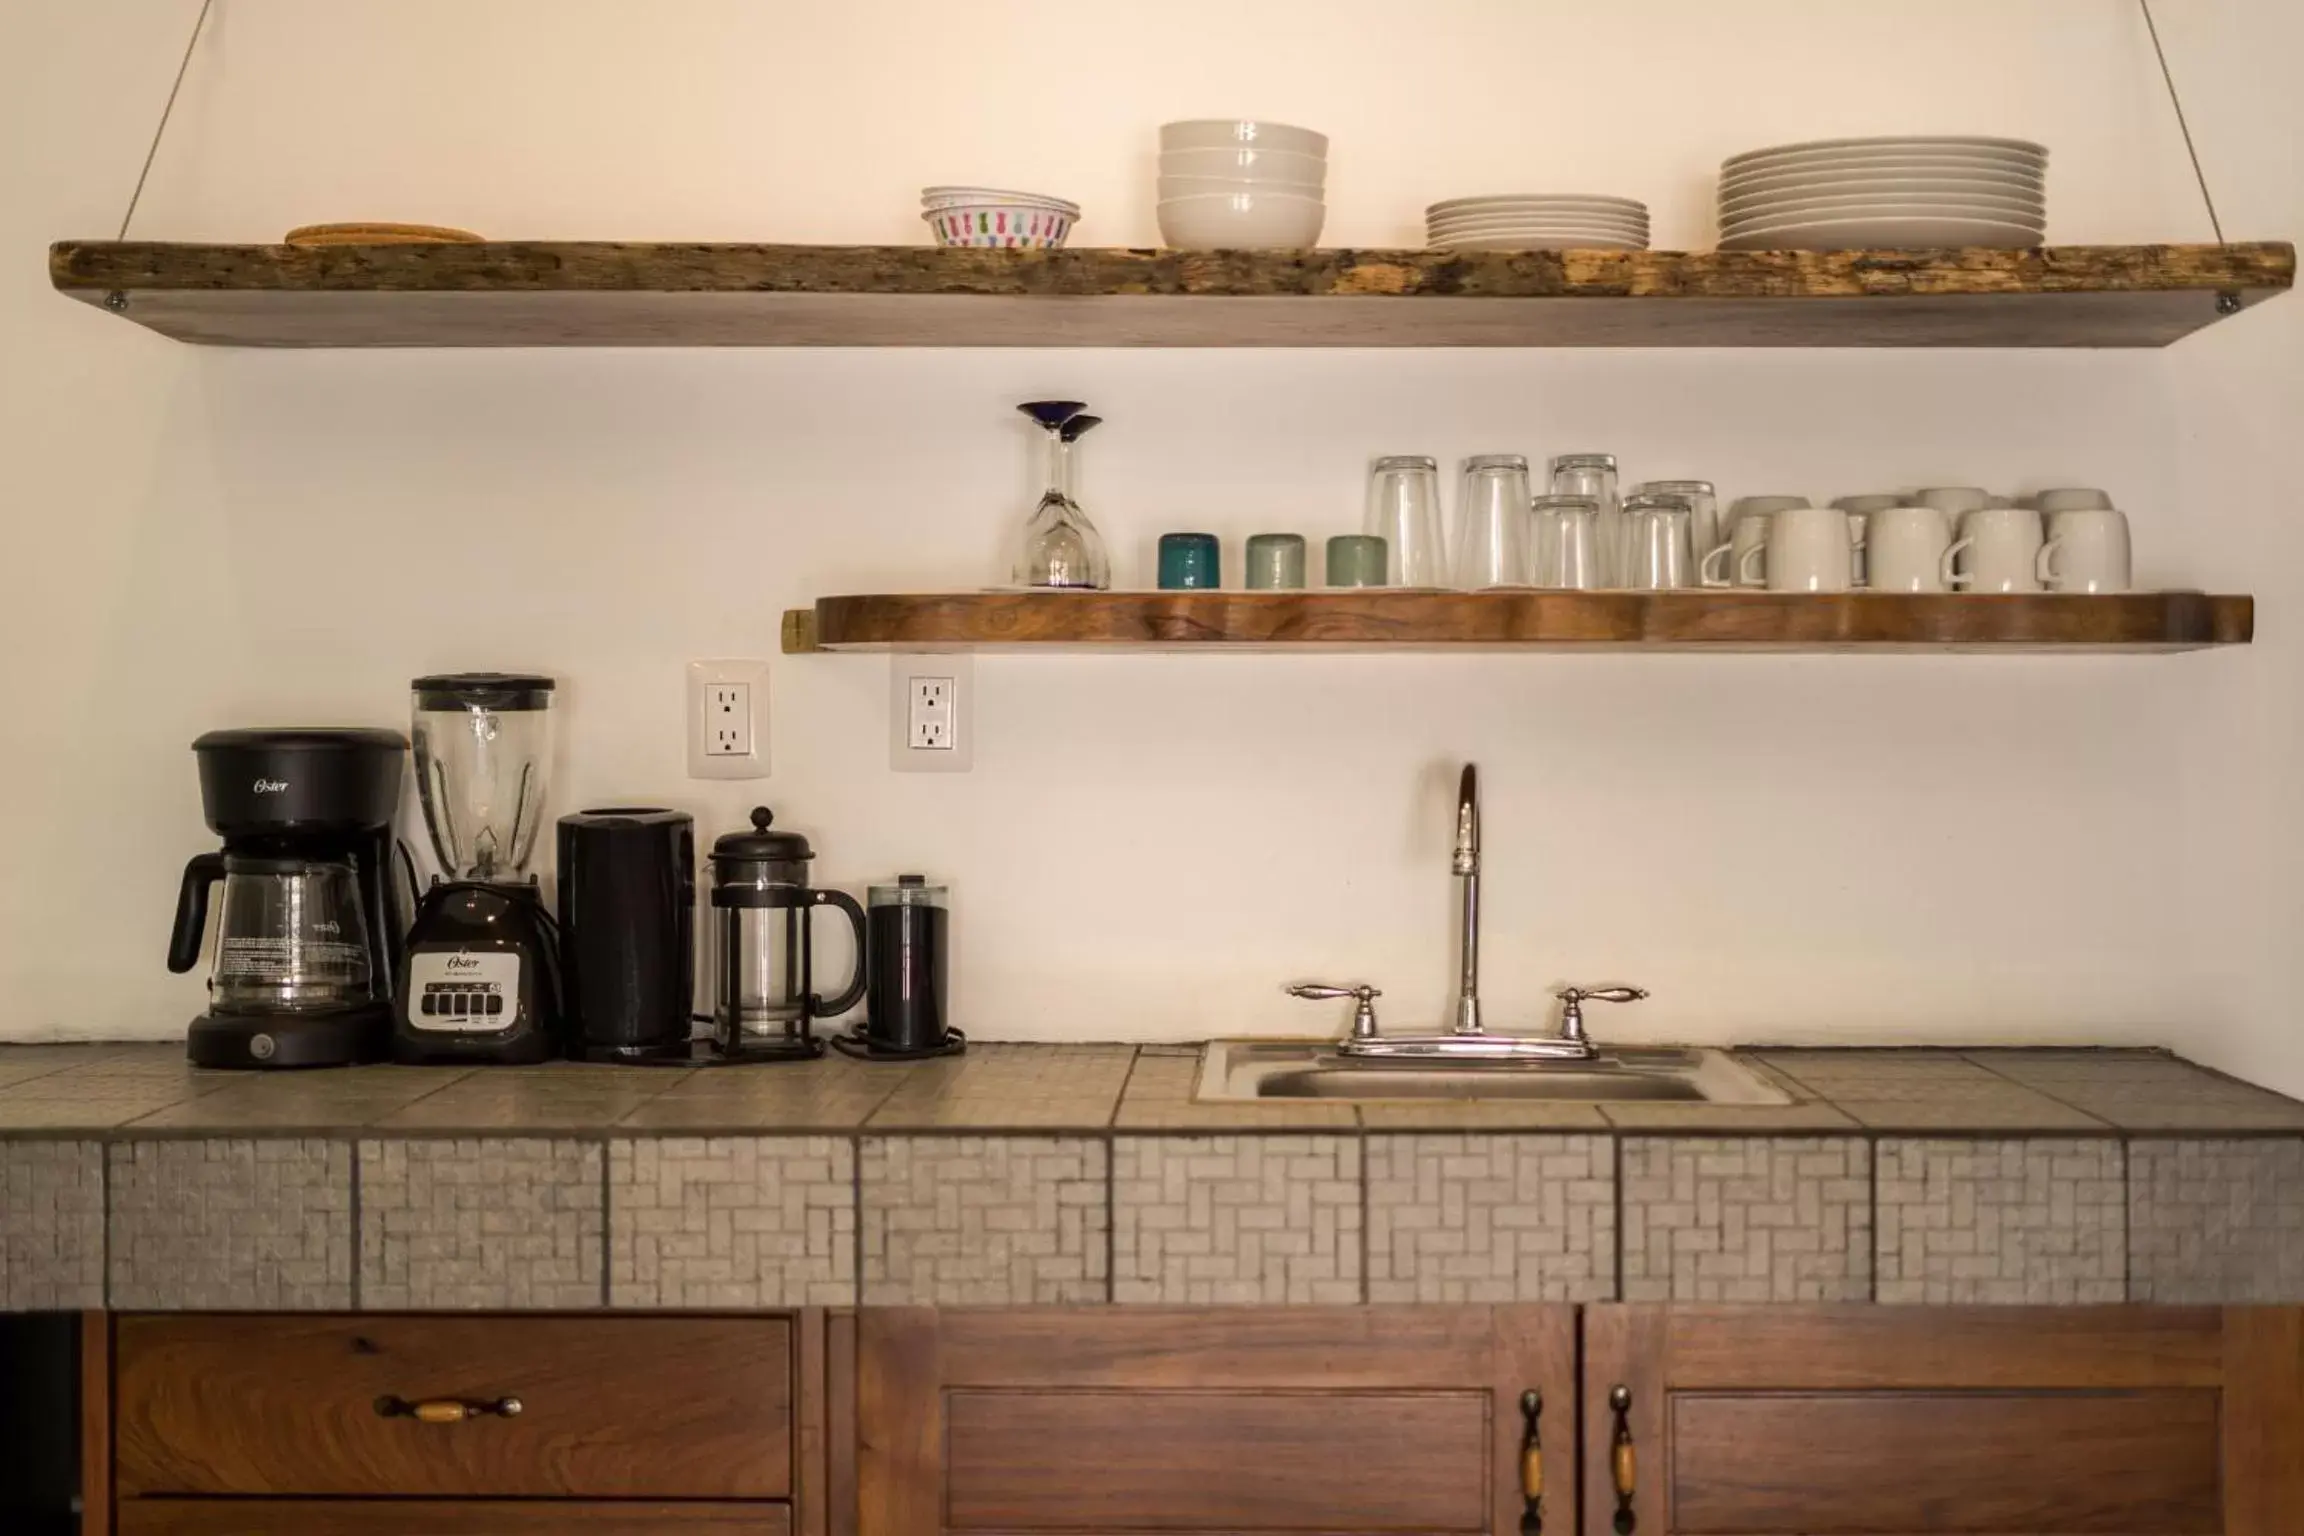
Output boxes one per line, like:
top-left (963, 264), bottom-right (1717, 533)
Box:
top-left (188, 1006), bottom-right (392, 1069)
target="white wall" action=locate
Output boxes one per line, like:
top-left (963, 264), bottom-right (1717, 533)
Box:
top-left (1, 0), bottom-right (2296, 1080)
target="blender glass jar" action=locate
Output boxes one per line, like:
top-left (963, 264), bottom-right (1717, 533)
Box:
top-left (412, 673), bottom-right (555, 881)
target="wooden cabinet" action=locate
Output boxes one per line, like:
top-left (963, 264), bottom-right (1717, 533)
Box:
top-left (1583, 1306), bottom-right (2304, 1536)
top-left (116, 1503), bottom-right (790, 1535)
top-left (855, 1306), bottom-right (1578, 1536)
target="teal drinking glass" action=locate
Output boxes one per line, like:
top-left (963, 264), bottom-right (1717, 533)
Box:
top-left (1157, 532), bottom-right (1222, 590)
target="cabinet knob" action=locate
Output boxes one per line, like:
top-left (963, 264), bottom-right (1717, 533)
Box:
top-left (1517, 1388), bottom-right (1544, 1535)
top-left (374, 1394), bottom-right (524, 1423)
top-left (1609, 1385), bottom-right (1637, 1536)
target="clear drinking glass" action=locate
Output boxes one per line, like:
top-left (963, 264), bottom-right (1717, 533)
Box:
top-left (1620, 493), bottom-right (1697, 589)
top-left (1639, 479), bottom-right (1719, 564)
top-left (1530, 495), bottom-right (1603, 590)
top-left (1365, 455), bottom-right (1446, 587)
top-left (1013, 401), bottom-right (1111, 590)
top-left (1550, 453), bottom-right (1622, 585)
top-left (1453, 455), bottom-right (1532, 589)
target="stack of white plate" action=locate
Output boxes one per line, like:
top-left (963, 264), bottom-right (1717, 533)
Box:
top-left (1158, 120), bottom-right (1327, 249)
top-left (1426, 196), bottom-right (1649, 252)
top-left (1717, 136), bottom-right (2047, 251)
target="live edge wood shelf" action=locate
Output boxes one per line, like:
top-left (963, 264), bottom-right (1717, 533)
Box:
top-left (782, 590), bottom-right (2255, 654)
top-left (49, 240), bottom-right (2292, 348)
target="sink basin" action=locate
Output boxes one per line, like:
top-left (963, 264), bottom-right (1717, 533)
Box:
top-left (1196, 1041), bottom-right (1795, 1105)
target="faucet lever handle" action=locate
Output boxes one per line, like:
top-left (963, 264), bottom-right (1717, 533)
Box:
top-left (1554, 985), bottom-right (1647, 1045)
top-left (1286, 983), bottom-right (1383, 1042)
top-left (1555, 986), bottom-right (1648, 1007)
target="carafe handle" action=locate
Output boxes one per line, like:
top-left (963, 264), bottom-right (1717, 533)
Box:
top-left (168, 852), bottom-right (227, 974)
top-left (808, 888), bottom-right (870, 1019)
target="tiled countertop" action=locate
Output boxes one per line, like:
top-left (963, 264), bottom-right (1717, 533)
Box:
top-left (2, 1041), bottom-right (2299, 1314)
top-left (0, 1040), bottom-right (2299, 1136)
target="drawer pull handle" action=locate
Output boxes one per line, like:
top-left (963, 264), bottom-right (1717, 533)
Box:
top-left (1517, 1388), bottom-right (1544, 1535)
top-left (374, 1395), bottom-right (523, 1424)
top-left (1609, 1384), bottom-right (1636, 1536)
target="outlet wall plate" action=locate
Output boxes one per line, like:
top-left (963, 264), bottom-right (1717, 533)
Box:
top-left (890, 653), bottom-right (973, 773)
top-left (688, 659), bottom-right (771, 780)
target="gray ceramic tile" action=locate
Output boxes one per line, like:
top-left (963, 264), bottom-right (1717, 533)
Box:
top-left (0, 1045), bottom-right (131, 1090)
top-left (1113, 1135), bottom-right (1361, 1304)
top-left (867, 1044), bottom-right (1134, 1130)
top-left (1366, 1134), bottom-right (1615, 1302)
top-left (0, 1048), bottom-right (248, 1130)
top-left (358, 1138), bottom-right (603, 1309)
top-left (609, 1136), bottom-right (855, 1308)
top-left (861, 1136), bottom-right (1106, 1305)
top-left (2129, 1139), bottom-right (2304, 1303)
top-left (109, 1139), bottom-right (352, 1309)
top-left (1622, 1137), bottom-right (1870, 1302)
top-left (0, 1140), bottom-right (105, 1308)
top-left (1875, 1138), bottom-right (2126, 1304)
top-left (131, 1067), bottom-right (470, 1130)
top-left (373, 1073), bottom-right (679, 1131)
top-left (1965, 1052), bottom-right (2304, 1132)
top-left (620, 1054), bottom-right (907, 1132)
top-left (1759, 1050), bottom-right (2109, 1128)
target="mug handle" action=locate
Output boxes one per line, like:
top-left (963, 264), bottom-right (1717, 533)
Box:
top-left (1698, 543), bottom-right (1734, 589)
top-left (807, 888), bottom-right (871, 1019)
top-left (1737, 543), bottom-right (1767, 586)
top-left (2036, 537), bottom-right (2064, 588)
top-left (1940, 535), bottom-right (1973, 589)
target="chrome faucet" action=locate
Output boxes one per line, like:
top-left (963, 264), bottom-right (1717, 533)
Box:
top-left (1288, 761), bottom-right (1647, 1062)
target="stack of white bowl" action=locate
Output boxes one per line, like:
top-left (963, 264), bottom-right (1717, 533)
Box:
top-left (1157, 120), bottom-right (1327, 250)
top-left (921, 186), bottom-right (1078, 249)
top-left (1716, 136), bottom-right (2047, 251)
top-left (1425, 195), bottom-right (1650, 252)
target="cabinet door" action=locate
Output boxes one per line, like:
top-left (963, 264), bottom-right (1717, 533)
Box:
top-left (1583, 1306), bottom-right (2304, 1536)
top-left (860, 1306), bottom-right (1576, 1536)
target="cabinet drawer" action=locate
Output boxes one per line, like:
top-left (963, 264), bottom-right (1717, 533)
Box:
top-left (119, 1501), bottom-right (791, 1536)
top-left (116, 1315), bottom-right (792, 1499)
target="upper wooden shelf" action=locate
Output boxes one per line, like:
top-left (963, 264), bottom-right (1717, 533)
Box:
top-left (783, 590), bottom-right (2254, 654)
top-left (49, 240), bottom-right (2293, 349)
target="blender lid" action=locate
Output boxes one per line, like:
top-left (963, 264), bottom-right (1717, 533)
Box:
top-left (712, 806), bottom-right (814, 864)
top-left (412, 673), bottom-right (555, 711)
top-left (193, 727), bottom-right (409, 753)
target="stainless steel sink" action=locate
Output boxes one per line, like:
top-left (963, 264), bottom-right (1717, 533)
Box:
top-left (1197, 1040), bottom-right (1795, 1105)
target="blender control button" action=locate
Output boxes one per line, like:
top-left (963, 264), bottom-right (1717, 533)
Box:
top-left (249, 1034), bottom-right (276, 1062)
top-left (420, 994), bottom-right (438, 1015)
top-left (485, 994), bottom-right (505, 1016)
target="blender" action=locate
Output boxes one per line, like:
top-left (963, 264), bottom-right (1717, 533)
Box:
top-left (393, 673), bottom-right (563, 1064)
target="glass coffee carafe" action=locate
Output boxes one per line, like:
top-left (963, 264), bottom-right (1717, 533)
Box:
top-left (206, 854), bottom-right (378, 1015)
top-left (708, 807), bottom-right (868, 1061)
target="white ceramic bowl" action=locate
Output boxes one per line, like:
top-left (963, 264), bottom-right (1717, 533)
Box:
top-left (1160, 174), bottom-right (1323, 200)
top-left (1160, 146), bottom-right (1326, 182)
top-left (1157, 191), bottom-right (1325, 249)
top-left (920, 185), bottom-right (1079, 215)
top-left (923, 203), bottom-right (1075, 249)
top-left (1159, 119), bottom-right (1329, 157)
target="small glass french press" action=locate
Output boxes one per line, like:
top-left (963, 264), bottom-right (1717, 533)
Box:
top-left (707, 807), bottom-right (867, 1061)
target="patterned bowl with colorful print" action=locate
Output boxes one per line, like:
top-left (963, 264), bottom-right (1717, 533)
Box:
top-left (922, 202), bottom-right (1076, 249)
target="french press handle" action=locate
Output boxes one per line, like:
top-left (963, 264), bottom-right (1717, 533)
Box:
top-left (807, 888), bottom-right (870, 1018)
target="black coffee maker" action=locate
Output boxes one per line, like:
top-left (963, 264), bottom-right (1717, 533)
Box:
top-left (168, 728), bottom-right (409, 1068)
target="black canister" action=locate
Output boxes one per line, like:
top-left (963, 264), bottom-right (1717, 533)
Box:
top-left (857, 875), bottom-right (960, 1058)
top-left (557, 808), bottom-right (695, 1062)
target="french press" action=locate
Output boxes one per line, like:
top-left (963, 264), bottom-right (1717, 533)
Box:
top-left (707, 807), bottom-right (868, 1061)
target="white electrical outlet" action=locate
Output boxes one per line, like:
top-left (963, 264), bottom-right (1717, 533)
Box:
top-left (890, 655), bottom-right (973, 772)
top-left (688, 659), bottom-right (771, 780)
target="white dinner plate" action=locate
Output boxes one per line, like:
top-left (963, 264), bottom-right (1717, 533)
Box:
top-left (1429, 212), bottom-right (1648, 230)
top-left (1429, 222), bottom-right (1650, 241)
top-left (1722, 194), bottom-right (2045, 230)
top-left (1722, 179), bottom-right (2043, 217)
top-left (1426, 193), bottom-right (1646, 215)
top-left (1723, 135), bottom-right (2047, 172)
top-left (1718, 214), bottom-right (2042, 250)
top-left (1435, 235), bottom-right (1647, 251)
top-left (1723, 156), bottom-right (2045, 193)
top-left (1722, 205), bottom-right (2043, 240)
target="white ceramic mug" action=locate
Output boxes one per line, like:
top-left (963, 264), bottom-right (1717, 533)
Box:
top-left (1918, 486), bottom-right (1992, 519)
top-left (1865, 504), bottom-right (1953, 592)
top-left (1764, 505), bottom-right (1855, 592)
top-left (2036, 487), bottom-right (2114, 514)
top-left (1942, 506), bottom-right (2046, 592)
top-left (1700, 511), bottom-right (1775, 588)
top-left (2037, 507), bottom-right (2131, 593)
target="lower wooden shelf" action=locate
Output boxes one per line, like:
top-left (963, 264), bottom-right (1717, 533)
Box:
top-left (783, 590), bottom-right (2253, 653)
